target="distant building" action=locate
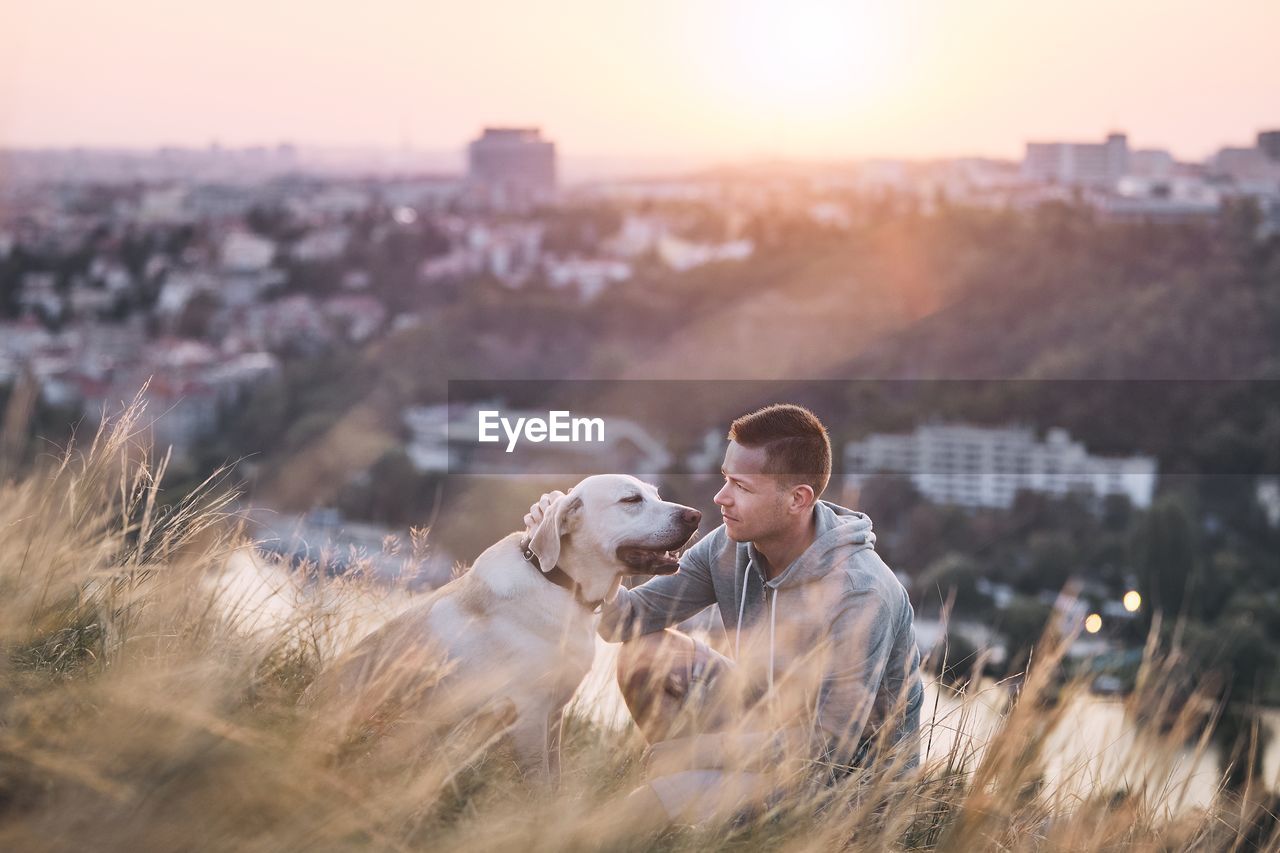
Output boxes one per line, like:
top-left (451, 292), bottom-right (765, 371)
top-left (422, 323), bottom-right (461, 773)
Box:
top-left (606, 215), bottom-right (667, 257)
top-left (291, 226), bottom-right (350, 263)
top-left (1023, 132), bottom-right (1129, 189)
top-left (1209, 146), bottom-right (1280, 185)
top-left (1127, 149), bottom-right (1176, 180)
top-left (219, 230), bottom-right (276, 273)
top-left (321, 295), bottom-right (387, 343)
top-left (1258, 130), bottom-right (1280, 163)
top-left (1100, 175), bottom-right (1221, 223)
top-left (656, 234), bottom-right (754, 272)
top-left (467, 127), bottom-right (556, 205)
top-left (446, 221), bottom-right (545, 286)
top-left (543, 257), bottom-right (632, 301)
top-left (137, 186), bottom-right (192, 225)
top-left (844, 423), bottom-right (1157, 510)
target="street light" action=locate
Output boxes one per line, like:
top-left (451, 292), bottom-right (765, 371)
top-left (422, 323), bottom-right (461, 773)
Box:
top-left (1085, 613), bottom-right (1103, 634)
top-left (1123, 590), bottom-right (1141, 612)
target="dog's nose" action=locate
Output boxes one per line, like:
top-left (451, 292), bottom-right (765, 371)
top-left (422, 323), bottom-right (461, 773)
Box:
top-left (681, 508), bottom-right (702, 526)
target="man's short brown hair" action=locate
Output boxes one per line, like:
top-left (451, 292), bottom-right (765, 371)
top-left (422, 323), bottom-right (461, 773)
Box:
top-left (727, 403), bottom-right (832, 498)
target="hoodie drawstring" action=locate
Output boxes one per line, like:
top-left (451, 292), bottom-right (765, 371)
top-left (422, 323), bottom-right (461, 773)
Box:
top-left (768, 585), bottom-right (777, 692)
top-left (735, 566), bottom-right (750, 660)
top-left (734, 562), bottom-right (779, 692)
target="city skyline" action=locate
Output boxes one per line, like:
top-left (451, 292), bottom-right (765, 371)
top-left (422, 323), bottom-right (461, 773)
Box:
top-left (4, 0), bottom-right (1279, 163)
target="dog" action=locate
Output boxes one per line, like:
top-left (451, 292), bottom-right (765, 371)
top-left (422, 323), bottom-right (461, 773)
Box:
top-left (303, 474), bottom-right (702, 783)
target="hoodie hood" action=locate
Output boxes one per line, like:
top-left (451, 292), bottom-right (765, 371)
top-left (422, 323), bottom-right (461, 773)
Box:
top-left (750, 500), bottom-right (877, 590)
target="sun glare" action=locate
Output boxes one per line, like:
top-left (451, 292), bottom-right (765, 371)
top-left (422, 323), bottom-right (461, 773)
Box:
top-left (722, 0), bottom-right (896, 113)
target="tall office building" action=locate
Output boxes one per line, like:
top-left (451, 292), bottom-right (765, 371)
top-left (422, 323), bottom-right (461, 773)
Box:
top-left (467, 127), bottom-right (556, 204)
top-left (1023, 132), bottom-right (1130, 189)
top-left (1259, 130), bottom-right (1280, 163)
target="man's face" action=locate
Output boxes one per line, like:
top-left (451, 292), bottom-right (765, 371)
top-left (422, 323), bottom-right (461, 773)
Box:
top-left (714, 440), bottom-right (788, 543)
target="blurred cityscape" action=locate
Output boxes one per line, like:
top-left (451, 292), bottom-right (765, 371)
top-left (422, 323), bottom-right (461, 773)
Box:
top-left (2, 121), bottom-right (1279, 698)
top-left (3, 124), bottom-right (1279, 461)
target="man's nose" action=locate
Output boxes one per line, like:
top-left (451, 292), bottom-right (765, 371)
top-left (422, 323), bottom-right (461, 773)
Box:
top-left (713, 483), bottom-right (731, 506)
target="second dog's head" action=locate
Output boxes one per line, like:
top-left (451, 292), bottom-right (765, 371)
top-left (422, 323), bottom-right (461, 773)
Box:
top-left (526, 474), bottom-right (701, 602)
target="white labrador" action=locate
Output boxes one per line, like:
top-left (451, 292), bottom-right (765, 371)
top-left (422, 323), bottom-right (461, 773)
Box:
top-left (304, 474), bottom-right (701, 782)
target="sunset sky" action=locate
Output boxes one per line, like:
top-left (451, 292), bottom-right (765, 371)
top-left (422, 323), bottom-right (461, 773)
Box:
top-left (4, 0), bottom-right (1279, 165)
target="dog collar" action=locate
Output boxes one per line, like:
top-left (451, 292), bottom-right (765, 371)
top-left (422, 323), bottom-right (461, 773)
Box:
top-left (519, 539), bottom-right (603, 612)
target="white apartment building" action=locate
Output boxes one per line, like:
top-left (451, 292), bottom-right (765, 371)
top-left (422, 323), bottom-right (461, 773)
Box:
top-left (656, 234), bottom-right (754, 272)
top-left (844, 423), bottom-right (1157, 510)
top-left (544, 257), bottom-right (632, 301)
top-left (1023, 132), bottom-right (1130, 189)
top-left (219, 230), bottom-right (276, 273)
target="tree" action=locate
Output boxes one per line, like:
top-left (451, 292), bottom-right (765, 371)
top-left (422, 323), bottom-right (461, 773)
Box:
top-left (916, 553), bottom-right (990, 616)
top-left (1129, 495), bottom-right (1201, 627)
top-left (1186, 612), bottom-right (1279, 793)
top-left (999, 595), bottom-right (1054, 677)
top-left (1024, 531), bottom-right (1075, 595)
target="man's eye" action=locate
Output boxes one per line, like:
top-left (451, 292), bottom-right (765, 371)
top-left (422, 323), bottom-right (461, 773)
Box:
top-left (620, 495), bottom-right (643, 504)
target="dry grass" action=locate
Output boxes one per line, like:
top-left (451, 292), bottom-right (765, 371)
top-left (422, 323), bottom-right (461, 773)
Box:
top-left (1, 401), bottom-right (1277, 852)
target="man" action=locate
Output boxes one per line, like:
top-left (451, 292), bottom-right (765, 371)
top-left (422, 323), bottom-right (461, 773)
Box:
top-left (524, 403), bottom-right (923, 828)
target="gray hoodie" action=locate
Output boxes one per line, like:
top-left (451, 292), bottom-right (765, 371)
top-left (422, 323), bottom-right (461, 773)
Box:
top-left (599, 500), bottom-right (924, 771)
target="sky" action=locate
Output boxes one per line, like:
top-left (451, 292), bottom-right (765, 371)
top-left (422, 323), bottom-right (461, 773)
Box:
top-left (4, 0), bottom-right (1279, 164)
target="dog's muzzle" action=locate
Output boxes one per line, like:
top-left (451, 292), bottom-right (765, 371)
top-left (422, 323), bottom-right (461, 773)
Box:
top-left (617, 508), bottom-right (701, 575)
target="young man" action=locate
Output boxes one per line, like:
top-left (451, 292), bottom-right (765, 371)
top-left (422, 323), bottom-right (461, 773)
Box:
top-left (524, 403), bottom-right (923, 827)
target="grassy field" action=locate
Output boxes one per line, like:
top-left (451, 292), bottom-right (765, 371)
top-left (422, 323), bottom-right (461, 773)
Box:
top-left (2, 406), bottom-right (1278, 852)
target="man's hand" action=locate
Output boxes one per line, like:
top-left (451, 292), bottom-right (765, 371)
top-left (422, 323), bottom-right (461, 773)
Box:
top-left (523, 490), bottom-right (566, 535)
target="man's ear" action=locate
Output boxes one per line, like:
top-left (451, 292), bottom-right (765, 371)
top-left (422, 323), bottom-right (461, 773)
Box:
top-left (527, 493), bottom-right (583, 571)
top-left (788, 483), bottom-right (816, 513)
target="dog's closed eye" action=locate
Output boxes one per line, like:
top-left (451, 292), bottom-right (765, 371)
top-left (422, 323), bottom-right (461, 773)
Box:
top-left (618, 494), bottom-right (643, 504)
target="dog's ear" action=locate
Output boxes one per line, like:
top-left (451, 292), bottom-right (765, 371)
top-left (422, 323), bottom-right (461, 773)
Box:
top-left (528, 493), bottom-right (582, 572)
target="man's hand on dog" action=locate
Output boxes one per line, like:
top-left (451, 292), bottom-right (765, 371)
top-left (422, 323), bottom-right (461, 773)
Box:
top-left (524, 490), bottom-right (566, 534)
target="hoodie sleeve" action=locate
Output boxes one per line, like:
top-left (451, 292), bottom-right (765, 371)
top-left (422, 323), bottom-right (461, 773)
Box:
top-left (597, 530), bottom-right (718, 643)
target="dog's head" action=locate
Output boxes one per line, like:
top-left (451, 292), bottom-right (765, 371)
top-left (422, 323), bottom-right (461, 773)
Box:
top-left (526, 474), bottom-right (702, 601)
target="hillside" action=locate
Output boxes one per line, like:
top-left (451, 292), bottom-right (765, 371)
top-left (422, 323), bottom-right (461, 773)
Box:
top-left (843, 200), bottom-right (1280, 380)
top-left (197, 201), bottom-right (1280, 517)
